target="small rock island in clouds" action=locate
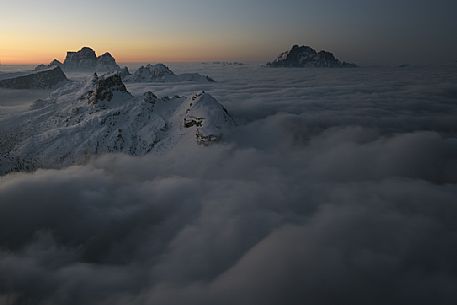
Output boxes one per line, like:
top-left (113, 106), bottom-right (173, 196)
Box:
top-left (267, 45), bottom-right (357, 68)
top-left (35, 46), bottom-right (121, 72)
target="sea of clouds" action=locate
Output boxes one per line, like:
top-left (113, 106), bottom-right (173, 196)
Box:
top-left (1, 64), bottom-right (457, 305)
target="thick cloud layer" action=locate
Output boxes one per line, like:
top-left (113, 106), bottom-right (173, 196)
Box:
top-left (1, 65), bottom-right (457, 305)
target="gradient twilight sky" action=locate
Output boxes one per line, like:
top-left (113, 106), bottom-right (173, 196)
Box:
top-left (1, 0), bottom-right (456, 65)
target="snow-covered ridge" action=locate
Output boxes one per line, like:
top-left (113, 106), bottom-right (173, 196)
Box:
top-left (125, 64), bottom-right (215, 83)
top-left (0, 73), bottom-right (233, 175)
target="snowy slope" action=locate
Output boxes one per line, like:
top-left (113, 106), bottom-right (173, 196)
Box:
top-left (0, 73), bottom-right (233, 175)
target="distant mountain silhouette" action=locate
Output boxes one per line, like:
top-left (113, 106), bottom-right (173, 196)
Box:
top-left (35, 47), bottom-right (121, 72)
top-left (267, 45), bottom-right (356, 68)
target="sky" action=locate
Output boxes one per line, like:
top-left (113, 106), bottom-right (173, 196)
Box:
top-left (1, 0), bottom-right (457, 65)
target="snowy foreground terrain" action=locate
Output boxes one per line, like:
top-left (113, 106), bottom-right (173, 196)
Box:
top-left (1, 63), bottom-right (457, 304)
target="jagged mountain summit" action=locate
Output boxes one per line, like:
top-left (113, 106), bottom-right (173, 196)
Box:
top-left (267, 45), bottom-right (357, 68)
top-left (0, 66), bottom-right (68, 89)
top-left (0, 73), bottom-right (234, 175)
top-left (126, 64), bottom-right (215, 83)
top-left (34, 47), bottom-right (121, 72)
top-left (35, 59), bottom-right (64, 71)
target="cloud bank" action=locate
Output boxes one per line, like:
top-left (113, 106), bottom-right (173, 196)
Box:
top-left (1, 65), bottom-right (457, 305)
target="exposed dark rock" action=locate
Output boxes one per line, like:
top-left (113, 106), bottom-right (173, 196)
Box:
top-left (119, 66), bottom-right (131, 79)
top-left (50, 59), bottom-right (63, 66)
top-left (267, 45), bottom-right (357, 68)
top-left (64, 47), bottom-right (97, 70)
top-left (0, 66), bottom-right (68, 89)
top-left (34, 47), bottom-right (121, 72)
top-left (96, 52), bottom-right (121, 72)
top-left (34, 59), bottom-right (63, 71)
top-left (144, 91), bottom-right (157, 103)
top-left (127, 64), bottom-right (215, 83)
top-left (132, 64), bottom-right (175, 82)
top-left (182, 91), bottom-right (234, 145)
top-left (80, 73), bottom-right (130, 104)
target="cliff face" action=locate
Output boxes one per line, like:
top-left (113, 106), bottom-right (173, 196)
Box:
top-left (35, 47), bottom-right (121, 72)
top-left (267, 45), bottom-right (357, 68)
top-left (64, 47), bottom-right (98, 70)
top-left (79, 73), bottom-right (130, 104)
top-left (96, 52), bottom-right (121, 72)
top-left (0, 66), bottom-right (68, 89)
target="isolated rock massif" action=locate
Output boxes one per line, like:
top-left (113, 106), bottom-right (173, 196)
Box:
top-left (35, 47), bottom-right (121, 72)
top-left (64, 47), bottom-right (121, 72)
top-left (126, 64), bottom-right (215, 83)
top-left (0, 66), bottom-right (68, 89)
top-left (0, 73), bottom-right (233, 175)
top-left (34, 50), bottom-right (215, 82)
top-left (267, 45), bottom-right (357, 68)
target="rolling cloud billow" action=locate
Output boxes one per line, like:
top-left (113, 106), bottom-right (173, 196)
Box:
top-left (1, 65), bottom-right (457, 305)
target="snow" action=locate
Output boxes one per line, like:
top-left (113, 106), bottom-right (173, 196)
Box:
top-left (126, 64), bottom-right (215, 83)
top-left (1, 63), bottom-right (457, 304)
top-left (0, 70), bottom-right (233, 175)
top-left (1, 63), bottom-right (457, 175)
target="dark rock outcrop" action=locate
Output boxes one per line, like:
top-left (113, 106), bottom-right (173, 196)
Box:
top-left (80, 73), bottom-right (130, 104)
top-left (0, 66), bottom-right (68, 89)
top-left (132, 64), bottom-right (175, 81)
top-left (64, 47), bottom-right (97, 70)
top-left (118, 66), bottom-right (131, 79)
top-left (127, 64), bottom-right (215, 83)
top-left (267, 45), bottom-right (357, 68)
top-left (34, 47), bottom-right (121, 72)
top-left (182, 91), bottom-right (234, 145)
top-left (50, 59), bottom-right (63, 67)
top-left (34, 59), bottom-right (63, 71)
top-left (96, 52), bottom-right (121, 72)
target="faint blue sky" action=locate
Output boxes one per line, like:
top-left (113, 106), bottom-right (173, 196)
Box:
top-left (1, 0), bottom-right (456, 64)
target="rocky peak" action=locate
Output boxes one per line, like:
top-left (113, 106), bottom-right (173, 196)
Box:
top-left (34, 59), bottom-right (63, 71)
top-left (267, 45), bottom-right (357, 68)
top-left (50, 59), bottom-right (63, 67)
top-left (132, 64), bottom-right (175, 81)
top-left (118, 66), bottom-right (131, 79)
top-left (183, 91), bottom-right (235, 145)
top-left (0, 66), bottom-right (68, 89)
top-left (64, 47), bottom-right (97, 70)
top-left (96, 53), bottom-right (120, 72)
top-left (126, 64), bottom-right (215, 83)
top-left (80, 73), bottom-right (129, 104)
top-left (57, 47), bottom-right (121, 72)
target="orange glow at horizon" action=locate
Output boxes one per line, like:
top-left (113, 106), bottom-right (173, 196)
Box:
top-left (0, 38), bottom-right (266, 65)
top-left (0, 16), bottom-right (275, 65)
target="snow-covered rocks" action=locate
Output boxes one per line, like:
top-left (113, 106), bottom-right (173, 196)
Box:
top-left (79, 73), bottom-right (130, 104)
top-left (96, 52), bottom-right (121, 72)
top-left (0, 77), bottom-right (233, 175)
top-left (130, 64), bottom-right (175, 81)
top-left (182, 91), bottom-right (235, 145)
top-left (267, 45), bottom-right (357, 68)
top-left (143, 91), bottom-right (158, 107)
top-left (0, 66), bottom-right (68, 89)
top-left (127, 64), bottom-right (215, 83)
top-left (118, 66), bottom-right (131, 79)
